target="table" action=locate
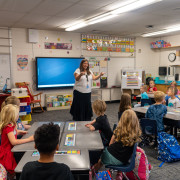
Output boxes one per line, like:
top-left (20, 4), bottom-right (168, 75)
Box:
top-left (12, 122), bottom-right (64, 152)
top-left (60, 132), bottom-right (104, 150)
top-left (136, 94), bottom-right (155, 98)
top-left (0, 93), bottom-right (11, 111)
top-left (15, 150), bottom-right (90, 180)
top-left (133, 106), bottom-right (180, 128)
top-left (64, 121), bottom-right (92, 133)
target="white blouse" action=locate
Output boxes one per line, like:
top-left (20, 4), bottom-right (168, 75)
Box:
top-left (74, 68), bottom-right (93, 93)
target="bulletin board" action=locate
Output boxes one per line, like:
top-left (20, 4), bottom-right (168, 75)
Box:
top-left (89, 59), bottom-right (108, 88)
top-left (0, 54), bottom-right (11, 90)
top-left (121, 69), bottom-right (143, 89)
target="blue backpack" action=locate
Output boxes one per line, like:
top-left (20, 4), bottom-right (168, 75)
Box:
top-left (158, 132), bottom-right (180, 162)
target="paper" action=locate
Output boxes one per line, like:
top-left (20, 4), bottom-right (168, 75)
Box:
top-left (32, 150), bottom-right (80, 156)
top-left (68, 122), bottom-right (76, 130)
top-left (100, 60), bottom-right (107, 68)
top-left (65, 134), bottom-right (75, 146)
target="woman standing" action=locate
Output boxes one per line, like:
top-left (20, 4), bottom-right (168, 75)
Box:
top-left (70, 59), bottom-right (104, 121)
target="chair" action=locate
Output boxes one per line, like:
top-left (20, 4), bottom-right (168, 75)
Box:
top-left (141, 99), bottom-right (152, 107)
top-left (113, 123), bottom-right (117, 131)
top-left (105, 143), bottom-right (140, 180)
top-left (15, 82), bottom-right (44, 113)
top-left (140, 118), bottom-right (158, 147)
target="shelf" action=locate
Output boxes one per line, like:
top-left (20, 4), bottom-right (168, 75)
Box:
top-left (151, 46), bottom-right (180, 50)
top-left (46, 106), bottom-right (71, 111)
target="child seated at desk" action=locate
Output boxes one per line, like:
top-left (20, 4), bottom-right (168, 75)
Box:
top-left (85, 100), bottom-right (113, 146)
top-left (0, 104), bottom-right (34, 180)
top-left (20, 123), bottom-right (74, 180)
top-left (167, 87), bottom-right (180, 109)
top-left (134, 85), bottom-right (149, 107)
top-left (165, 86), bottom-right (180, 104)
top-left (118, 93), bottom-right (131, 121)
top-left (93, 109), bottom-right (141, 171)
top-left (147, 80), bottom-right (157, 94)
top-left (146, 91), bottom-right (167, 132)
top-left (171, 81), bottom-right (180, 95)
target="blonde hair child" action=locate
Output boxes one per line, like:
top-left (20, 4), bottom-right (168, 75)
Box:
top-left (94, 109), bottom-right (141, 171)
top-left (85, 99), bottom-right (113, 146)
top-left (0, 104), bottom-right (33, 177)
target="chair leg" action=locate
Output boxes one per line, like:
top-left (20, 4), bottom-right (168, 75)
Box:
top-left (39, 102), bottom-right (44, 112)
top-left (132, 170), bottom-right (140, 180)
top-left (122, 172), bottom-right (129, 180)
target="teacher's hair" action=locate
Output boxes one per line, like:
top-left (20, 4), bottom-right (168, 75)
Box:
top-left (79, 59), bottom-right (91, 75)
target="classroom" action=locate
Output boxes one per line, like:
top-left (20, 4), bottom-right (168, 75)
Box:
top-left (0, 0), bottom-right (180, 180)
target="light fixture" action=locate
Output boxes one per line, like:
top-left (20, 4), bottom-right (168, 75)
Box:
top-left (64, 0), bottom-right (163, 31)
top-left (142, 25), bottom-right (180, 37)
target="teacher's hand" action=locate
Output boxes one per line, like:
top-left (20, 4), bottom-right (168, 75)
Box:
top-left (100, 72), bottom-right (105, 76)
top-left (80, 72), bottom-right (86, 76)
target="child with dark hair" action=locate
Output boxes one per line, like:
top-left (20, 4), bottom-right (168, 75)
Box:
top-left (20, 123), bottom-right (74, 180)
top-left (147, 80), bottom-right (157, 94)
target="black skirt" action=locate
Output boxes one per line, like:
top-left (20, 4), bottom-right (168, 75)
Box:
top-left (70, 90), bottom-right (93, 121)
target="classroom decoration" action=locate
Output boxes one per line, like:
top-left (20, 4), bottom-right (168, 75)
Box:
top-left (151, 40), bottom-right (171, 48)
top-left (32, 150), bottom-right (80, 156)
top-left (121, 69), bottom-right (143, 89)
top-left (65, 134), bottom-right (75, 146)
top-left (17, 55), bottom-right (28, 71)
top-left (44, 42), bottom-right (72, 50)
top-left (82, 34), bottom-right (135, 52)
top-left (89, 59), bottom-right (108, 88)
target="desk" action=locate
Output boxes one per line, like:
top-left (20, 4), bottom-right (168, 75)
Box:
top-left (12, 122), bottom-right (64, 152)
top-left (15, 150), bottom-right (90, 180)
top-left (60, 132), bottom-right (104, 151)
top-left (136, 94), bottom-right (155, 98)
top-left (64, 121), bottom-right (91, 133)
top-left (133, 106), bottom-right (180, 128)
top-left (0, 93), bottom-right (11, 111)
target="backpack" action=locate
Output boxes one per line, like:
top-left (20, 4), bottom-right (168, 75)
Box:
top-left (126, 147), bottom-right (151, 180)
top-left (95, 170), bottom-right (112, 180)
top-left (158, 132), bottom-right (180, 162)
top-left (0, 164), bottom-right (7, 180)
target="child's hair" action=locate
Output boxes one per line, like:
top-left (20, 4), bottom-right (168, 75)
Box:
top-left (114, 109), bottom-right (141, 146)
top-left (119, 93), bottom-right (131, 112)
top-left (154, 91), bottom-right (165, 102)
top-left (92, 99), bottom-right (106, 116)
top-left (1, 96), bottom-right (20, 110)
top-left (34, 123), bottom-right (60, 154)
top-left (168, 86), bottom-right (178, 96)
top-left (141, 85), bottom-right (147, 92)
top-left (171, 81), bottom-right (177, 87)
top-left (0, 104), bottom-right (19, 133)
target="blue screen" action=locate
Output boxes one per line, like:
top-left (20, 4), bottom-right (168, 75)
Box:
top-left (36, 57), bottom-right (84, 89)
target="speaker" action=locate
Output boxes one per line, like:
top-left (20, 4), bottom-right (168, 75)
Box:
top-left (28, 29), bottom-right (39, 43)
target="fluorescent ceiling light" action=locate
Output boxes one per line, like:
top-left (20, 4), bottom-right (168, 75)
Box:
top-left (111, 0), bottom-right (162, 15)
top-left (142, 25), bottom-right (180, 37)
top-left (64, 0), bottom-right (163, 31)
top-left (65, 22), bottom-right (87, 31)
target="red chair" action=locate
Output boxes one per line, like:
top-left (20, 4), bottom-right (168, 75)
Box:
top-left (15, 82), bottom-right (44, 113)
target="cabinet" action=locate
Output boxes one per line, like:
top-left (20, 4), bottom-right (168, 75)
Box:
top-left (18, 96), bottom-right (32, 124)
top-left (46, 93), bottom-right (73, 111)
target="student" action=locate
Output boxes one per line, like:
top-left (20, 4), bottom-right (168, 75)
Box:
top-left (93, 109), bottom-right (141, 171)
top-left (147, 80), bottom-right (157, 94)
top-left (167, 87), bottom-right (180, 108)
top-left (0, 104), bottom-right (34, 179)
top-left (170, 81), bottom-right (180, 95)
top-left (118, 93), bottom-right (131, 121)
top-left (20, 123), bottom-right (74, 180)
top-left (1, 96), bottom-right (31, 132)
top-left (145, 91), bottom-right (167, 132)
top-left (134, 85), bottom-right (149, 107)
top-left (85, 100), bottom-right (113, 146)
top-left (165, 86), bottom-right (180, 103)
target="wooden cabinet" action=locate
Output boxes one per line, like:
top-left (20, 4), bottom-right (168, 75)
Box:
top-left (155, 84), bottom-right (169, 93)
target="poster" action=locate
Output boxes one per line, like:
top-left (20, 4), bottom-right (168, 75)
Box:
top-left (44, 43), bottom-right (72, 50)
top-left (17, 55), bottom-right (28, 71)
top-left (127, 72), bottom-right (139, 86)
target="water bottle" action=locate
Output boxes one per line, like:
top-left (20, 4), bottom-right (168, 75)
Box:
top-left (0, 76), bottom-right (3, 91)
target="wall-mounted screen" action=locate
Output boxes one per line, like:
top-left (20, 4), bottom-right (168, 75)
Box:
top-left (36, 57), bottom-right (84, 90)
top-left (159, 66), bottom-right (170, 76)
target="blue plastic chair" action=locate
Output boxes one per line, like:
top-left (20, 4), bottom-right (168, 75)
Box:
top-left (141, 99), bottom-right (152, 107)
top-left (105, 143), bottom-right (140, 180)
top-left (140, 118), bottom-right (158, 146)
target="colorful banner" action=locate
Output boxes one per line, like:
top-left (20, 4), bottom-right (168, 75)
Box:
top-left (45, 43), bottom-right (72, 50)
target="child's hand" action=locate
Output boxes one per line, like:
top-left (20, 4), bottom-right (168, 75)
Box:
top-left (28, 135), bottom-right (34, 141)
top-left (85, 124), bottom-right (90, 127)
top-left (138, 102), bottom-right (141, 104)
top-left (21, 131), bottom-right (28, 135)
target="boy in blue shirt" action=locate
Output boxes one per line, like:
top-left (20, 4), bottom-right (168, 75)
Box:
top-left (145, 91), bottom-right (167, 132)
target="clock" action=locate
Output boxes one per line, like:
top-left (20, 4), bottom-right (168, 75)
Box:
top-left (168, 53), bottom-right (176, 62)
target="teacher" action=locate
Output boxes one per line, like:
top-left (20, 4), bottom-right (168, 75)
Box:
top-left (70, 59), bottom-right (104, 121)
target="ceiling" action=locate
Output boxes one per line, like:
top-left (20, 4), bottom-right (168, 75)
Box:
top-left (0, 0), bottom-right (180, 37)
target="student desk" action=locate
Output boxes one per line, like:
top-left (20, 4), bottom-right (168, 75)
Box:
top-left (64, 121), bottom-right (92, 133)
top-left (136, 94), bottom-right (155, 98)
top-left (60, 132), bottom-right (104, 151)
top-left (133, 106), bottom-right (180, 135)
top-left (12, 122), bottom-right (65, 152)
top-left (15, 150), bottom-right (90, 180)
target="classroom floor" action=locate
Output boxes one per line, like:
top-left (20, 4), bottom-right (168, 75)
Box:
top-left (31, 102), bottom-right (180, 180)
